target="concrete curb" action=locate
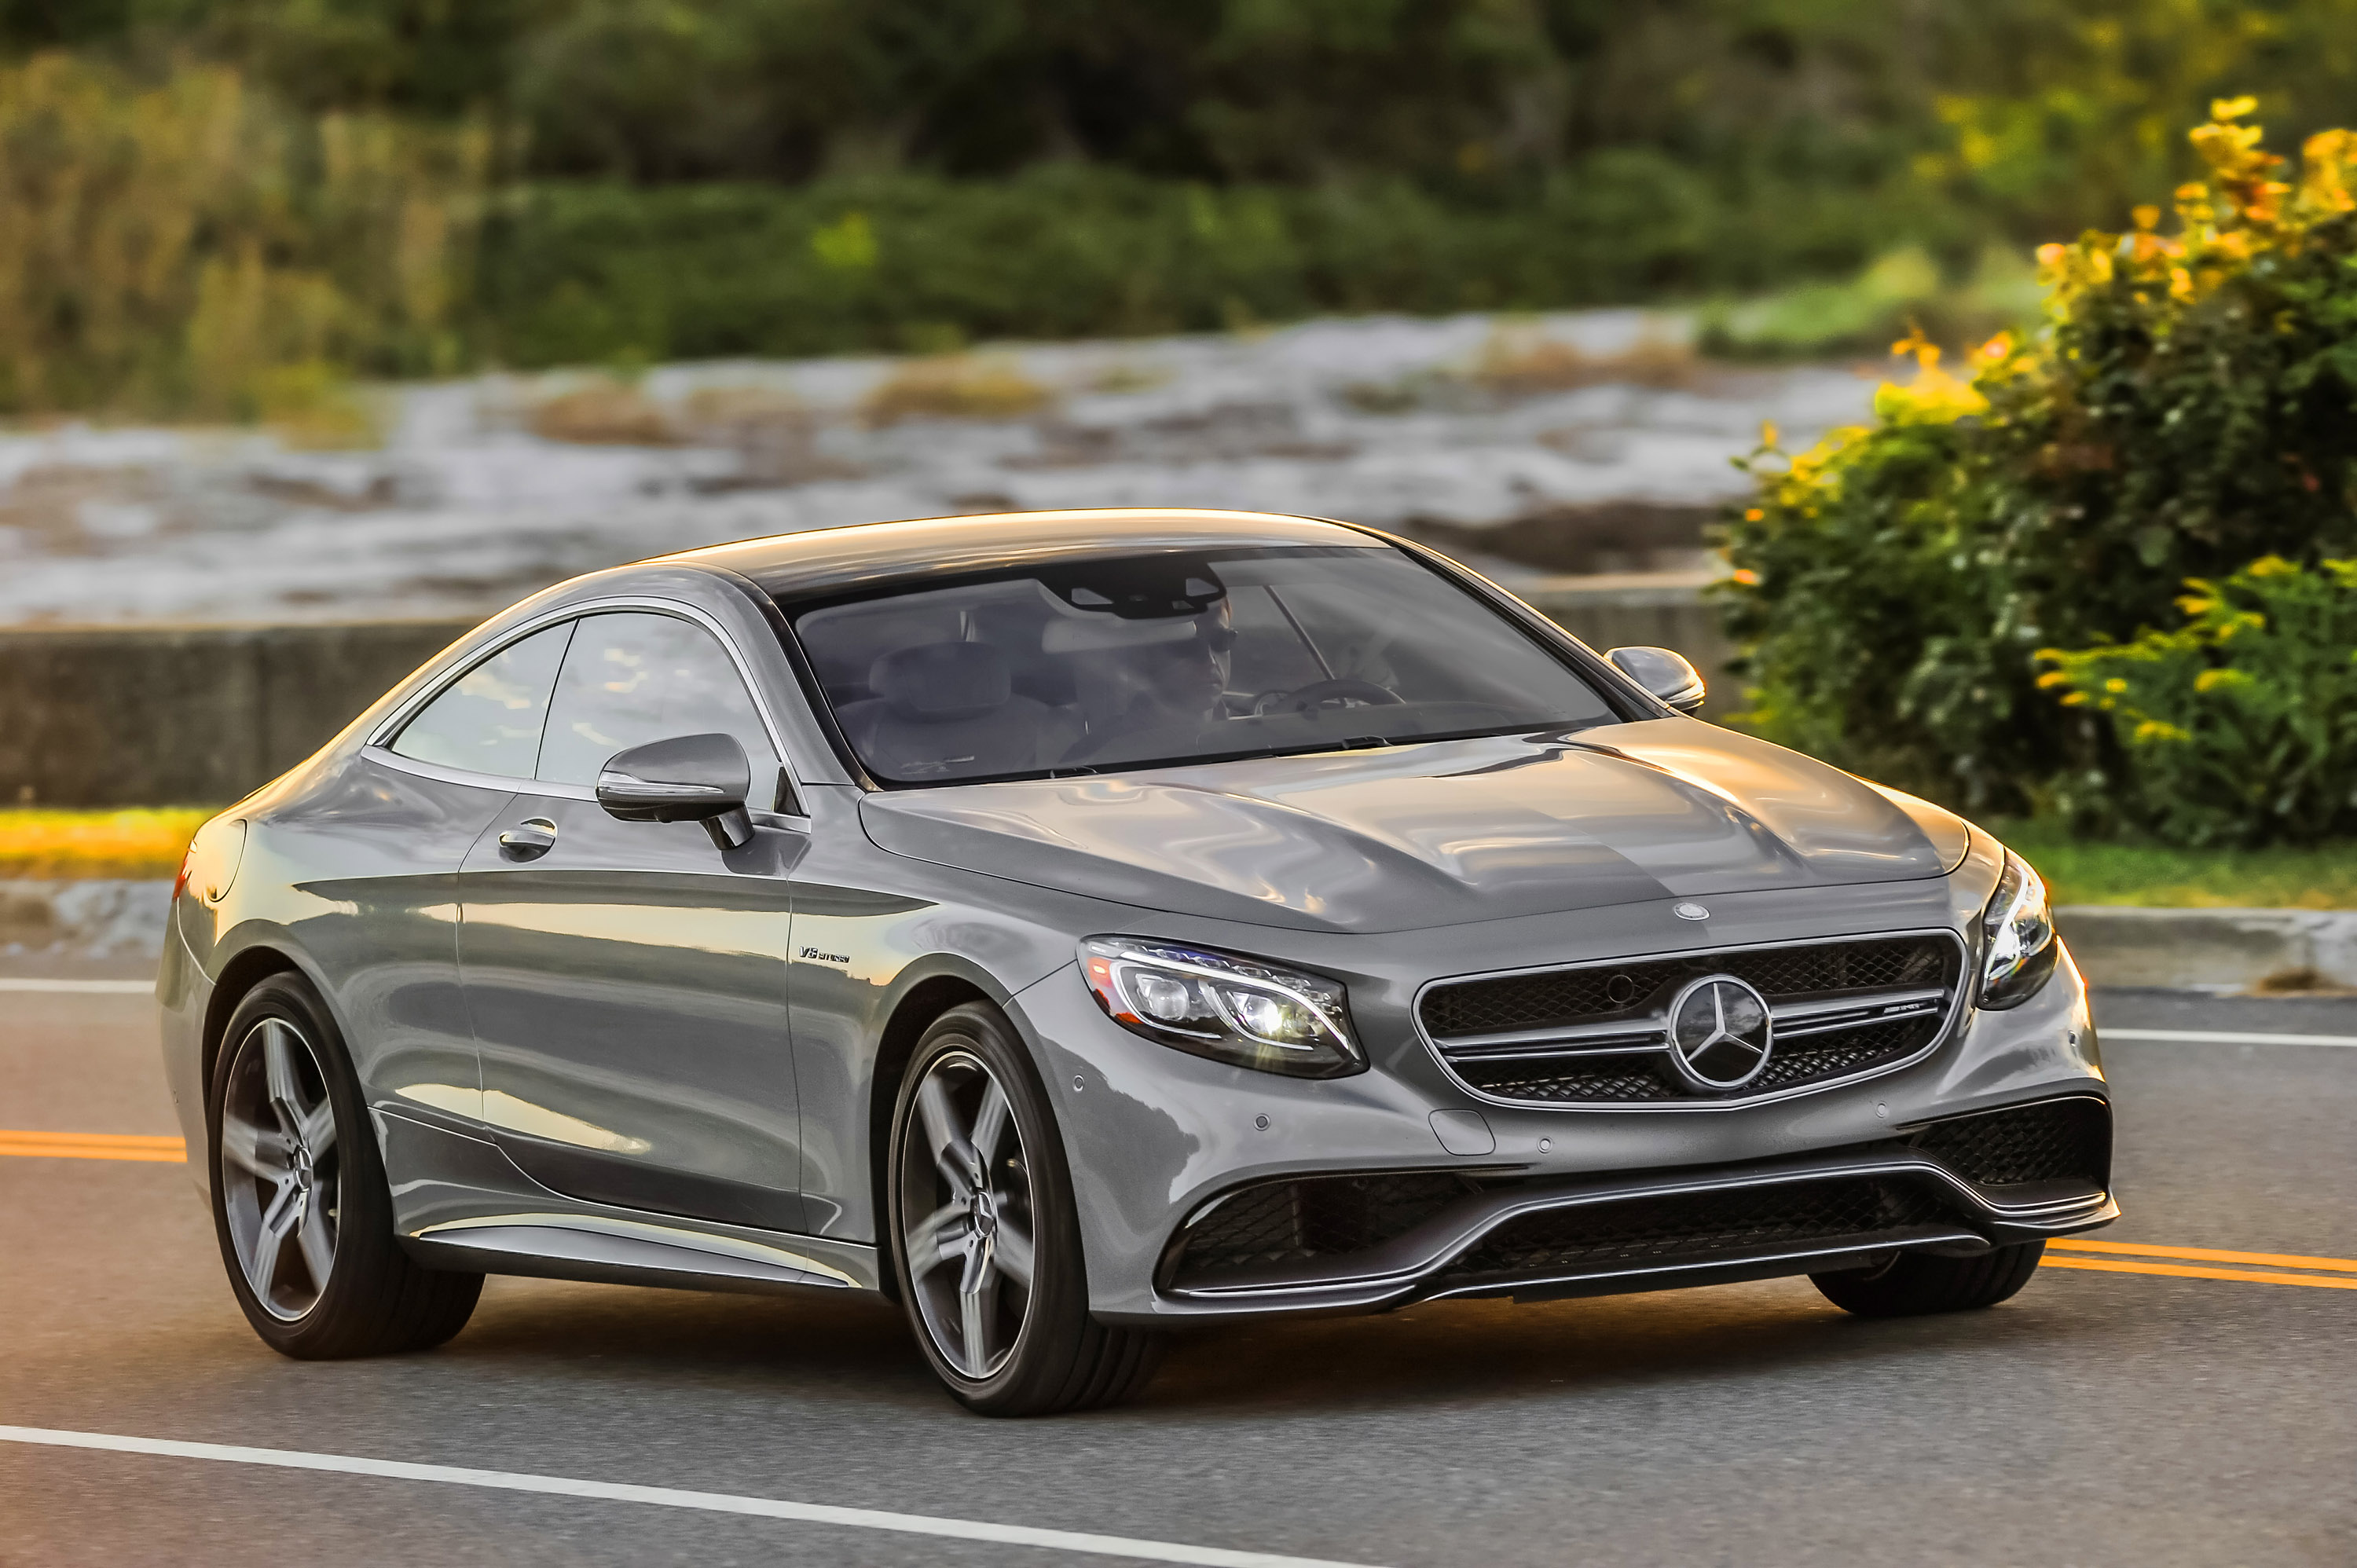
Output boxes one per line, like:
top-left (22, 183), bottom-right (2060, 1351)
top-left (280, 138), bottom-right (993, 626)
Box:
top-left (2055, 904), bottom-right (2357, 991)
top-left (3, 880), bottom-right (2350, 993)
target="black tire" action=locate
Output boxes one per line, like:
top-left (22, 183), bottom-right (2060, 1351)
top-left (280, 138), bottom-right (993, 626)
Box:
top-left (1811, 1240), bottom-right (2045, 1317)
top-left (886, 1002), bottom-right (1164, 1416)
top-left (207, 972), bottom-right (482, 1359)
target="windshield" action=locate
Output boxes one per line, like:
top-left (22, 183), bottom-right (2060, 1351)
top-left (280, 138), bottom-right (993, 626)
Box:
top-left (786, 544), bottom-right (1620, 785)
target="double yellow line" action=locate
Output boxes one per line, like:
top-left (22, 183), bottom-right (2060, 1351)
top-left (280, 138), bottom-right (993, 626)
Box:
top-left (2, 1131), bottom-right (2352, 1293)
top-left (2046, 1236), bottom-right (2357, 1291)
top-left (0, 1130), bottom-right (188, 1163)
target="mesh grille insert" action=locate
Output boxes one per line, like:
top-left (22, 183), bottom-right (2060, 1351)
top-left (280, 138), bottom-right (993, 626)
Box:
top-left (1908, 1097), bottom-right (2112, 1188)
top-left (1423, 934), bottom-right (1961, 1105)
top-left (1446, 1175), bottom-right (1963, 1285)
top-left (1168, 1172), bottom-right (1476, 1288)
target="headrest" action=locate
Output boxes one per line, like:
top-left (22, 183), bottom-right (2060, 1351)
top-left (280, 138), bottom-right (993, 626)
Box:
top-left (1040, 614), bottom-right (1199, 654)
top-left (870, 642), bottom-right (1012, 722)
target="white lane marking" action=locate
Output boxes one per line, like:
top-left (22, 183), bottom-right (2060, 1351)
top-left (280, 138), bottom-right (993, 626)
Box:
top-left (0, 979), bottom-right (152, 995)
top-left (0, 1427), bottom-right (1386, 1568)
top-left (2103, 1027), bottom-right (2357, 1049)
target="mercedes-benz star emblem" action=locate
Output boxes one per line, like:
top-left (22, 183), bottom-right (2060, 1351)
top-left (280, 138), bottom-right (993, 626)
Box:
top-left (1666, 974), bottom-right (1773, 1090)
top-left (1672, 902), bottom-right (1710, 921)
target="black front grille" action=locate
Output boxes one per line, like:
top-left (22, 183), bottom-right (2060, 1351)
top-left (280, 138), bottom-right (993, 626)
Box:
top-left (1422, 937), bottom-right (1952, 1039)
top-left (1422, 935), bottom-right (1961, 1105)
top-left (1908, 1097), bottom-right (2111, 1188)
top-left (1445, 1174), bottom-right (1962, 1287)
top-left (1168, 1171), bottom-right (1477, 1288)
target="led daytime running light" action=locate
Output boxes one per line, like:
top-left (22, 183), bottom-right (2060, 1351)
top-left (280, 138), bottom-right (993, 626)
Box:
top-left (1080, 937), bottom-right (1365, 1079)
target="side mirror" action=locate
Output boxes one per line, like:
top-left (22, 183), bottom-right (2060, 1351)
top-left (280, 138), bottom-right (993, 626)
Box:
top-left (1607, 646), bottom-right (1706, 715)
top-left (596, 733), bottom-right (754, 849)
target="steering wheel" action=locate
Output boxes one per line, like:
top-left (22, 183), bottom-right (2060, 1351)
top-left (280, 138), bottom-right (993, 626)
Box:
top-left (1252, 679), bottom-right (1406, 717)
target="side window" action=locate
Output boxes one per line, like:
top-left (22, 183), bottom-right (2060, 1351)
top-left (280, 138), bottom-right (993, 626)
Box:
top-left (389, 621), bottom-right (575, 779)
top-left (537, 611), bottom-right (781, 790)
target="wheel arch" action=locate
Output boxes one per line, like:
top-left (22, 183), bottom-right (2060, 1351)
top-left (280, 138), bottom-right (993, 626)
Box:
top-left (200, 936), bottom-right (314, 1095)
top-left (869, 967), bottom-right (1036, 1298)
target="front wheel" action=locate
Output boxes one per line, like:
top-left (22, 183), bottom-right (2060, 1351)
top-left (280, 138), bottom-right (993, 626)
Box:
top-left (887, 1003), bottom-right (1163, 1416)
top-left (1811, 1240), bottom-right (2044, 1317)
top-left (208, 973), bottom-right (482, 1358)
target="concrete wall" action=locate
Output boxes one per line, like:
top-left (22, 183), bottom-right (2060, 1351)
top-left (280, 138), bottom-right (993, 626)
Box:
top-left (0, 577), bottom-right (1727, 808)
top-left (1, 619), bottom-right (475, 807)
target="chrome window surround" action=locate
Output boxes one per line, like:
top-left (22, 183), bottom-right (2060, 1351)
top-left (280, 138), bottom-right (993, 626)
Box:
top-left (361, 594), bottom-right (811, 823)
top-left (1411, 926), bottom-right (1973, 1114)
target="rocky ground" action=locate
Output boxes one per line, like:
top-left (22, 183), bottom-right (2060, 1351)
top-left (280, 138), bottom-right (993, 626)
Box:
top-left (0, 310), bottom-right (1879, 625)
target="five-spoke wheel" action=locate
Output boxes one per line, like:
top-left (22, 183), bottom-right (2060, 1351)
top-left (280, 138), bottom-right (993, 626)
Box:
top-left (207, 973), bottom-right (483, 1358)
top-left (898, 1050), bottom-right (1037, 1380)
top-left (887, 1003), bottom-right (1164, 1415)
top-left (219, 1014), bottom-right (342, 1320)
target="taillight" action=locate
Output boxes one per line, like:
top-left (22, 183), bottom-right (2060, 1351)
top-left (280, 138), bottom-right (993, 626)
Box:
top-left (175, 819), bottom-right (247, 904)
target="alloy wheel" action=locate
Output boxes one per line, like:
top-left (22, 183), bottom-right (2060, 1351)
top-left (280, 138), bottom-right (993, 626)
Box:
top-left (898, 1049), bottom-right (1037, 1380)
top-left (218, 1015), bottom-right (341, 1321)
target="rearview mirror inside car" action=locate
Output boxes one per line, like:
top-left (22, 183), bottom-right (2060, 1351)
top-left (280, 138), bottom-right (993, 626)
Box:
top-left (596, 732), bottom-right (754, 849)
top-left (1606, 646), bottom-right (1706, 715)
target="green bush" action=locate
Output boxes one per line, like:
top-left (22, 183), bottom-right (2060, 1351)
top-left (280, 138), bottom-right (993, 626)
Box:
top-left (473, 157), bottom-right (1923, 368)
top-left (1720, 101), bottom-right (2357, 823)
top-left (0, 53), bottom-right (484, 423)
top-left (2036, 557), bottom-right (2357, 847)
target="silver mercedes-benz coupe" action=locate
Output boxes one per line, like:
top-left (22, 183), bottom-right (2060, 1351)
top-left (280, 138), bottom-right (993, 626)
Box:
top-left (161, 508), bottom-right (2113, 1415)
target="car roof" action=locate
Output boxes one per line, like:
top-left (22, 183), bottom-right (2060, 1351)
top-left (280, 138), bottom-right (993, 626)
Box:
top-left (662, 508), bottom-right (1385, 603)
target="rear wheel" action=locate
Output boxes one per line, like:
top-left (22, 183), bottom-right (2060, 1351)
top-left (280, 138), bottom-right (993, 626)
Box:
top-left (887, 1002), bottom-right (1163, 1416)
top-left (1811, 1240), bottom-right (2044, 1317)
top-left (209, 973), bottom-right (482, 1358)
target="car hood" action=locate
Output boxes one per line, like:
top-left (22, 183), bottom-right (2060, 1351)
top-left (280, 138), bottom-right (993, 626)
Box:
top-left (858, 720), bottom-right (1970, 934)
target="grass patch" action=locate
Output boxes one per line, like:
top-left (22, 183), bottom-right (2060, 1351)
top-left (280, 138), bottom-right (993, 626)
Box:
top-left (526, 378), bottom-right (679, 445)
top-left (1990, 818), bottom-right (2357, 910)
top-left (859, 355), bottom-right (1052, 426)
top-left (0, 808), bottom-right (214, 880)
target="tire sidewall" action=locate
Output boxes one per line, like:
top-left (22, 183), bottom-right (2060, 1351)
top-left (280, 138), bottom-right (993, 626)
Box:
top-left (885, 1003), bottom-right (1087, 1412)
top-left (207, 972), bottom-right (391, 1354)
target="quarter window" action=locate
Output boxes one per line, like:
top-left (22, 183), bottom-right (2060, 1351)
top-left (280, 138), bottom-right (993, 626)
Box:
top-left (537, 612), bottom-right (779, 789)
top-left (388, 621), bottom-right (575, 779)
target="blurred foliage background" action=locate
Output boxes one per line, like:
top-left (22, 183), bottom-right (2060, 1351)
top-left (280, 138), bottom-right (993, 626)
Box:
top-left (9, 0), bottom-right (2357, 414)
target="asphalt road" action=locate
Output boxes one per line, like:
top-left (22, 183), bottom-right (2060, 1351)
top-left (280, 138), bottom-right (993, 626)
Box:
top-left (2, 980), bottom-right (2352, 1567)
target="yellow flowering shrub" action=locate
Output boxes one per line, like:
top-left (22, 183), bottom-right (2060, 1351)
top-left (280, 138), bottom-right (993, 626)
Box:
top-left (1720, 101), bottom-right (2357, 830)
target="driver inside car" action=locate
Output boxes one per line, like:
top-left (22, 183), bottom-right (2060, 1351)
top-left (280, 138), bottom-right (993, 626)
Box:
top-left (1050, 602), bottom-right (1238, 764)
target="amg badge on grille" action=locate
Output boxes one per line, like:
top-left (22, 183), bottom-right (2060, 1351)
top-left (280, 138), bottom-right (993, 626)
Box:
top-left (1666, 975), bottom-right (1773, 1089)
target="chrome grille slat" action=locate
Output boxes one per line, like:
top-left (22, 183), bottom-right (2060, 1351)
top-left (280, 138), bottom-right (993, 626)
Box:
top-left (1434, 984), bottom-right (1952, 1062)
top-left (1417, 931), bottom-right (1967, 1108)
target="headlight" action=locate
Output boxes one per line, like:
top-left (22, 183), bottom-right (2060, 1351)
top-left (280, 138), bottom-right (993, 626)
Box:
top-left (1979, 851), bottom-right (2058, 1009)
top-left (1079, 936), bottom-right (1365, 1079)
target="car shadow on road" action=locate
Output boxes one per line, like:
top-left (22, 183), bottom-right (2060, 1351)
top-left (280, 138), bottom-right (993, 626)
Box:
top-left (412, 1269), bottom-right (2113, 1421)
top-left (1131, 1278), bottom-right (2113, 1416)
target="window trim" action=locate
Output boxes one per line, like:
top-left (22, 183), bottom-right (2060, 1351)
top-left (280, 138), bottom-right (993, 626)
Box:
top-left (366, 595), bottom-right (805, 815)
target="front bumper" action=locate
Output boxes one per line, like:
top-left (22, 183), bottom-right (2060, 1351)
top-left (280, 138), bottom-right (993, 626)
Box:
top-left (1008, 903), bottom-right (2107, 1324)
top-left (1155, 1094), bottom-right (2113, 1316)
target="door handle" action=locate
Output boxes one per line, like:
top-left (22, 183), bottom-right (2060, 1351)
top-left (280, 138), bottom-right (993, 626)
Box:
top-left (497, 819), bottom-right (558, 859)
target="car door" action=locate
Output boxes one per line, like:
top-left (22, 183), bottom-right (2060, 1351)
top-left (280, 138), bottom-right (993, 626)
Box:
top-left (456, 606), bottom-right (809, 1234)
top-left (326, 617), bottom-right (577, 1127)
